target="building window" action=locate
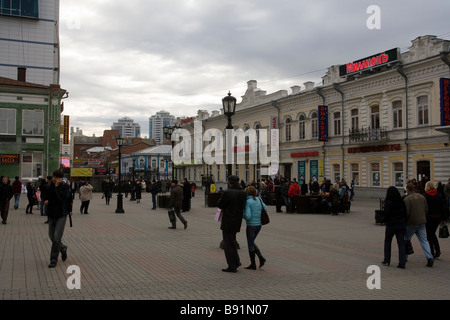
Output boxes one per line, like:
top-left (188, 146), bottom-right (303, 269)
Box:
top-left (351, 109), bottom-right (359, 131)
top-left (216, 164), bottom-right (220, 182)
top-left (298, 115), bottom-right (305, 140)
top-left (21, 152), bottom-right (43, 179)
top-left (333, 164), bottom-right (340, 182)
top-left (393, 162), bottom-right (404, 187)
top-left (285, 117), bottom-right (292, 142)
top-left (0, 0), bottom-right (39, 18)
top-left (22, 109), bottom-right (44, 136)
top-left (370, 105), bottom-right (380, 129)
top-left (417, 95), bottom-right (429, 126)
top-left (371, 162), bottom-right (380, 187)
top-left (392, 100), bottom-right (403, 129)
top-left (333, 112), bottom-right (341, 136)
top-left (311, 112), bottom-right (318, 139)
top-left (351, 163), bottom-right (359, 186)
top-left (0, 108), bottom-right (16, 135)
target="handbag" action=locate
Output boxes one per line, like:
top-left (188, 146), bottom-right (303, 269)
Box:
top-left (214, 208), bottom-right (222, 222)
top-left (439, 223), bottom-right (449, 238)
top-left (259, 198), bottom-right (270, 225)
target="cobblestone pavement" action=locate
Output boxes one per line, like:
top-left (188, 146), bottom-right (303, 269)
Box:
top-left (0, 190), bottom-right (449, 302)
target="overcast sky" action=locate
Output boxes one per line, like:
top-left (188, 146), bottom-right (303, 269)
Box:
top-left (59, 0), bottom-right (450, 138)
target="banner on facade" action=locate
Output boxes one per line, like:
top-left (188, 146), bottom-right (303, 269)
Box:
top-left (70, 168), bottom-right (93, 177)
top-left (318, 105), bottom-right (328, 142)
top-left (440, 78), bottom-right (450, 126)
top-left (297, 161), bottom-right (305, 182)
top-left (63, 115), bottom-right (70, 145)
top-left (270, 116), bottom-right (278, 129)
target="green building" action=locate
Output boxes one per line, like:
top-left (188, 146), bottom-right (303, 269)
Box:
top-left (0, 76), bottom-right (67, 180)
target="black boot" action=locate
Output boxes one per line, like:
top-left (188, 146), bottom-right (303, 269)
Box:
top-left (255, 246), bottom-right (266, 268)
top-left (245, 250), bottom-right (257, 270)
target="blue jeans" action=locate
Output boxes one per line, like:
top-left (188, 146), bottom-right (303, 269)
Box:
top-left (406, 224), bottom-right (433, 260)
top-left (40, 200), bottom-right (47, 216)
top-left (48, 215), bottom-right (68, 263)
top-left (246, 225), bottom-right (261, 251)
top-left (14, 193), bottom-right (21, 208)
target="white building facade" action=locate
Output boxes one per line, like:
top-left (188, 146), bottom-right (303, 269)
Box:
top-left (174, 35), bottom-right (450, 198)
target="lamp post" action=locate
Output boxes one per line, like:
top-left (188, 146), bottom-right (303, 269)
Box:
top-left (115, 137), bottom-right (125, 213)
top-left (164, 124), bottom-right (180, 181)
top-left (130, 154), bottom-right (136, 201)
top-left (222, 91), bottom-right (237, 179)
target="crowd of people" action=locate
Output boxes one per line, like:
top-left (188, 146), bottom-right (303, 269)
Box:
top-left (1, 172), bottom-right (449, 273)
top-left (382, 177), bottom-right (450, 269)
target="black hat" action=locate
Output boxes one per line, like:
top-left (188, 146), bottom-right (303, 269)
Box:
top-left (228, 175), bottom-right (239, 183)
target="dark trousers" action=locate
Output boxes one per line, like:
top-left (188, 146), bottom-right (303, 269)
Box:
top-left (384, 223), bottom-right (406, 266)
top-left (168, 205), bottom-right (187, 226)
top-left (80, 200), bottom-right (90, 213)
top-left (222, 230), bottom-right (240, 270)
top-left (426, 217), bottom-right (441, 256)
top-left (26, 197), bottom-right (34, 213)
top-left (152, 194), bottom-right (157, 209)
top-left (0, 200), bottom-right (10, 222)
top-left (48, 215), bottom-right (67, 263)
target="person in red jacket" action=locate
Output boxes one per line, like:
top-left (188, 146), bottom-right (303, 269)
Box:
top-left (288, 179), bottom-right (300, 212)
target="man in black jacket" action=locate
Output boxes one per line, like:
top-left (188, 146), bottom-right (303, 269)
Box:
top-left (217, 175), bottom-right (247, 273)
top-left (44, 169), bottom-right (71, 268)
top-left (0, 176), bottom-right (13, 224)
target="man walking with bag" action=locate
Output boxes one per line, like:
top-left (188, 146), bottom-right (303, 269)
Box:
top-left (217, 175), bottom-right (247, 273)
top-left (167, 180), bottom-right (187, 229)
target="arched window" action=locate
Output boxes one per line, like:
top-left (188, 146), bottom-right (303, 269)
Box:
top-left (333, 111), bottom-right (341, 135)
top-left (285, 117), bottom-right (292, 142)
top-left (311, 112), bottom-right (318, 139)
top-left (417, 95), bottom-right (429, 126)
top-left (392, 100), bottom-right (403, 129)
top-left (371, 105), bottom-right (380, 129)
top-left (298, 114), bottom-right (305, 140)
top-left (351, 109), bottom-right (359, 131)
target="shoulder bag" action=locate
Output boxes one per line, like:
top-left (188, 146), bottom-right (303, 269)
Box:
top-left (259, 198), bottom-right (270, 225)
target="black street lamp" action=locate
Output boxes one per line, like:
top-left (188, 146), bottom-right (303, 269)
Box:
top-left (115, 137), bottom-right (125, 213)
top-left (130, 154), bottom-right (136, 201)
top-left (222, 91), bottom-right (237, 179)
top-left (164, 124), bottom-right (180, 181)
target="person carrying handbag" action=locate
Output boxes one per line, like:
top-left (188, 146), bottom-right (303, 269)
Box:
top-left (243, 186), bottom-right (267, 270)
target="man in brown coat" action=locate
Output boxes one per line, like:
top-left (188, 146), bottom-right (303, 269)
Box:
top-left (168, 180), bottom-right (187, 229)
top-left (404, 183), bottom-right (434, 267)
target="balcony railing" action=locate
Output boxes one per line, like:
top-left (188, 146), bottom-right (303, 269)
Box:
top-left (349, 126), bottom-right (389, 143)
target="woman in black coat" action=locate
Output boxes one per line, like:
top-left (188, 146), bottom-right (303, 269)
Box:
top-left (26, 180), bottom-right (36, 214)
top-left (382, 186), bottom-right (407, 269)
top-left (424, 181), bottom-right (447, 258)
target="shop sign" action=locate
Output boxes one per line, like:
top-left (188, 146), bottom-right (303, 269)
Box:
top-left (318, 105), bottom-right (328, 141)
top-left (347, 144), bottom-right (401, 154)
top-left (339, 48), bottom-right (399, 77)
top-left (440, 78), bottom-right (450, 126)
top-left (0, 154), bottom-right (19, 164)
top-left (291, 151), bottom-right (319, 158)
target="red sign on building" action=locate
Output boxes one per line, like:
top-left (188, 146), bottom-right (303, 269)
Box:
top-left (318, 105), bottom-right (328, 142)
top-left (441, 78), bottom-right (450, 126)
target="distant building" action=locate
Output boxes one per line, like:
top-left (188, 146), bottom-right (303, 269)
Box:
top-left (0, 0), bottom-right (61, 86)
top-left (149, 111), bottom-right (175, 145)
top-left (112, 117), bottom-right (141, 138)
